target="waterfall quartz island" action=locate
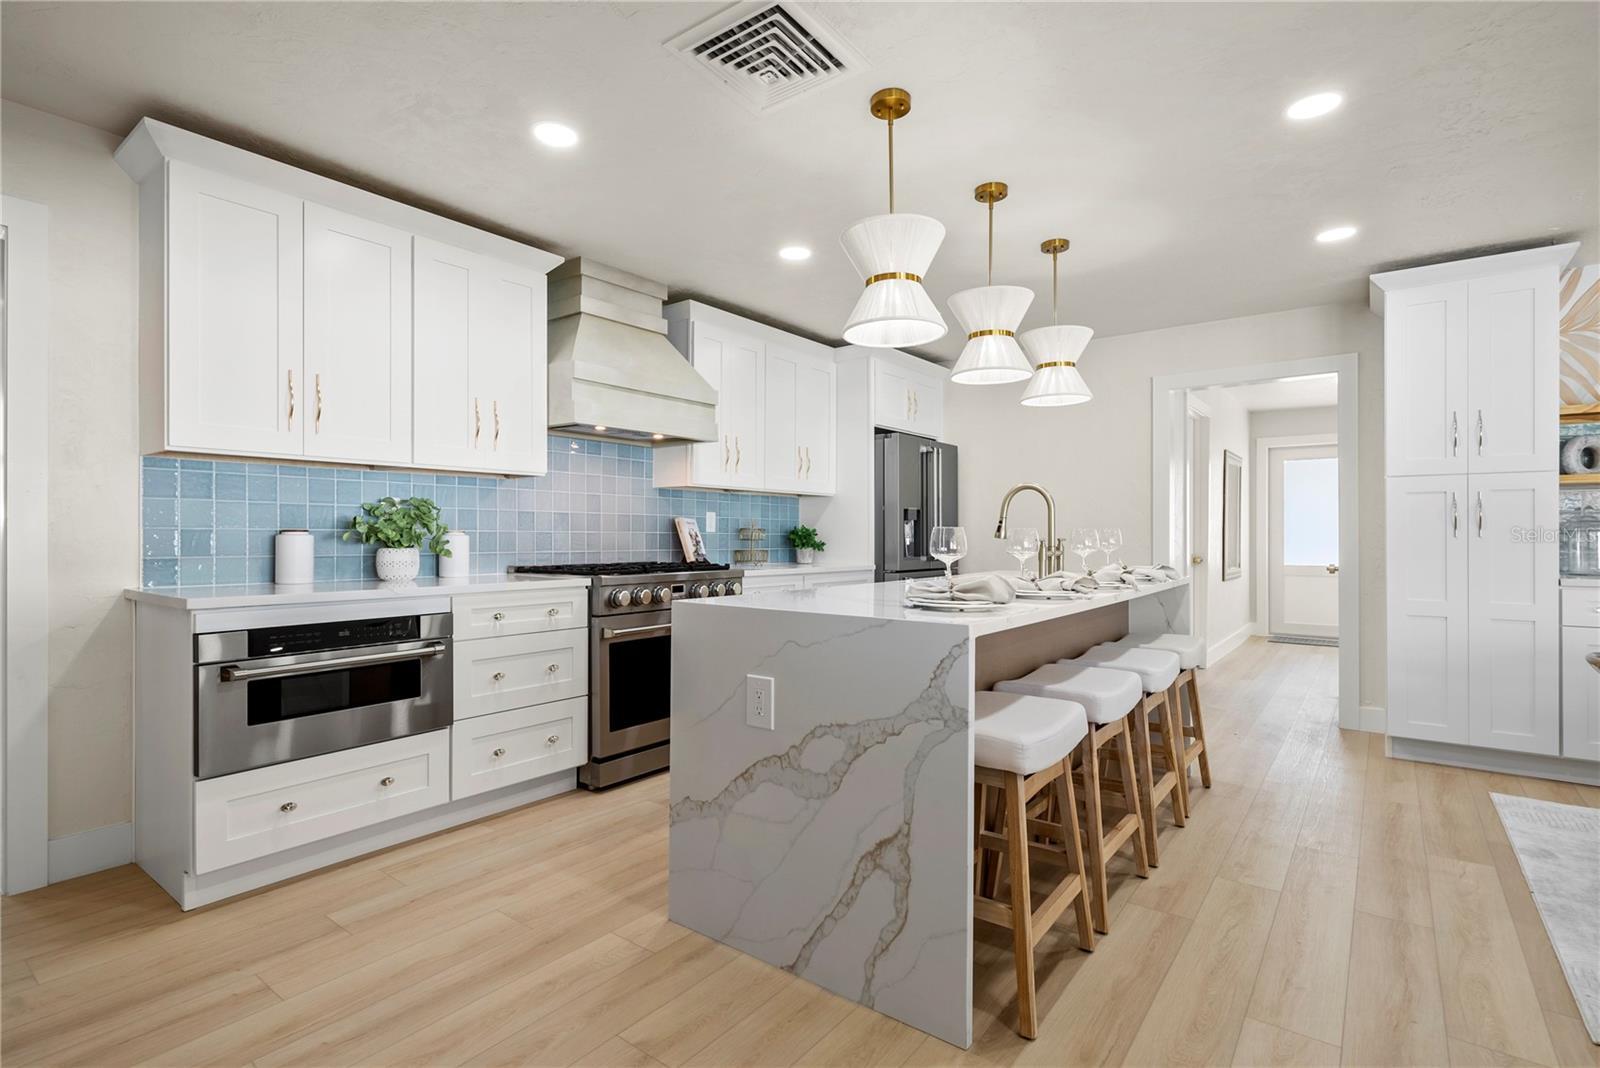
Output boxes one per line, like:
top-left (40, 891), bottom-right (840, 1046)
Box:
top-left (667, 575), bottom-right (1192, 1049)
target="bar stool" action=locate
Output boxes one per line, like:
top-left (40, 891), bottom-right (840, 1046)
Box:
top-left (972, 691), bottom-right (1095, 1040)
top-left (1113, 631), bottom-right (1211, 810)
top-left (995, 663), bottom-right (1148, 934)
top-left (1072, 644), bottom-right (1186, 862)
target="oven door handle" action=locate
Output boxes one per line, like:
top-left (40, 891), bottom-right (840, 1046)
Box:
top-left (219, 642), bottom-right (448, 683)
top-left (600, 623), bottom-right (672, 641)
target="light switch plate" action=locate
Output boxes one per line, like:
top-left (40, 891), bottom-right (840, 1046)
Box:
top-left (705, 511), bottom-right (717, 533)
top-left (746, 675), bottom-right (775, 730)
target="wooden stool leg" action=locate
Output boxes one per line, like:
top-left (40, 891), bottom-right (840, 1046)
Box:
top-left (1130, 695), bottom-right (1162, 867)
top-left (1188, 672), bottom-right (1213, 788)
top-left (1115, 718), bottom-right (1150, 877)
top-left (1003, 773), bottom-right (1038, 1040)
top-left (981, 784), bottom-right (1004, 898)
top-left (1162, 684), bottom-right (1188, 824)
top-left (1079, 736), bottom-right (1110, 934)
top-left (1055, 758), bottom-right (1095, 953)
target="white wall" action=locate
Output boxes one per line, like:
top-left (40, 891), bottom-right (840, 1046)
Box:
top-left (1196, 387), bottom-right (1252, 654)
top-left (1249, 405), bottom-right (1338, 443)
top-left (1, 101), bottom-right (139, 840)
top-left (943, 303), bottom-right (1386, 709)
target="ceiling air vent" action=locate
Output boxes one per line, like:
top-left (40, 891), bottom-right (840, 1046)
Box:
top-left (668, 3), bottom-right (864, 113)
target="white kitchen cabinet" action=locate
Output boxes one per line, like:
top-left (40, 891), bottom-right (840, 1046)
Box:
top-left (1385, 475), bottom-right (1471, 744)
top-left (1466, 474), bottom-right (1559, 754)
top-left (1467, 269), bottom-right (1557, 475)
top-left (1560, 617), bottom-right (1600, 762)
top-left (872, 358), bottom-right (945, 438)
top-left (452, 629), bottom-right (588, 721)
top-left (764, 344), bottom-right (836, 495)
top-left (451, 697), bottom-right (587, 801)
top-left (165, 162), bottom-right (305, 458)
top-left (412, 238), bottom-right (549, 476)
top-left (1381, 282), bottom-right (1469, 477)
top-left (795, 357), bottom-right (836, 494)
top-left (303, 204), bottom-right (412, 464)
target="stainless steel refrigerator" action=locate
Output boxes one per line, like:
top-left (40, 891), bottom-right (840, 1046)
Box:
top-left (875, 430), bottom-right (959, 582)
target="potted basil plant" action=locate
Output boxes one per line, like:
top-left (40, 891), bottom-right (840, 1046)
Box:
top-left (788, 525), bottom-right (826, 566)
top-left (344, 496), bottom-right (451, 581)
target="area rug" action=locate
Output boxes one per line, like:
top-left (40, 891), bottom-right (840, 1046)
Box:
top-left (1492, 792), bottom-right (1600, 1044)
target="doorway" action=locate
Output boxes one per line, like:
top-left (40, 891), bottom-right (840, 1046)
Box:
top-left (1185, 403), bottom-right (1210, 653)
top-left (1267, 442), bottom-right (1339, 642)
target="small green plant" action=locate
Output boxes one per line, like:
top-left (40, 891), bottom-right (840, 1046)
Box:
top-left (343, 497), bottom-right (452, 555)
top-left (788, 525), bottom-right (826, 552)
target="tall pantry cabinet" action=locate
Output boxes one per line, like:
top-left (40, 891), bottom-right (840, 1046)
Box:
top-left (1374, 244), bottom-right (1576, 757)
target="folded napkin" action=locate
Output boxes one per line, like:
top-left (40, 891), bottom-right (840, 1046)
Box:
top-left (1037, 570), bottom-right (1100, 593)
top-left (1129, 564), bottom-right (1180, 583)
top-left (1093, 564), bottom-right (1134, 587)
top-left (909, 573), bottom-right (1016, 603)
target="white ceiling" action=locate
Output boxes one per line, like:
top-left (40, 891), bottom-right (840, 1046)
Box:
top-left (1217, 373), bottom-right (1340, 412)
top-left (3, 2), bottom-right (1595, 363)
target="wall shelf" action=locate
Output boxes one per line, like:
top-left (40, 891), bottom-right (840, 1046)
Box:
top-left (1560, 473), bottom-right (1600, 485)
top-left (1560, 404), bottom-right (1600, 424)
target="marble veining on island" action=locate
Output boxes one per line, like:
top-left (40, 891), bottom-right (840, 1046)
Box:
top-left (668, 603), bottom-right (975, 1048)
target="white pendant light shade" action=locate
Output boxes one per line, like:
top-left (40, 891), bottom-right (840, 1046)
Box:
top-left (948, 285), bottom-right (1035, 384)
top-left (840, 213), bottom-right (948, 347)
top-left (1019, 324), bottom-right (1094, 406)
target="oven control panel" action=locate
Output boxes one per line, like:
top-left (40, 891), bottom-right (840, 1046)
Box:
top-left (246, 615), bottom-right (422, 658)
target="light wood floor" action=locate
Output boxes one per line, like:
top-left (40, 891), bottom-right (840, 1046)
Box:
top-left (4, 638), bottom-right (1598, 1067)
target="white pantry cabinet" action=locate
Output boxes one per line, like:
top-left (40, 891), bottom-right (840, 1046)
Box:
top-left (1373, 244), bottom-right (1575, 759)
top-left (655, 302), bottom-right (836, 496)
top-left (871, 356), bottom-right (944, 438)
top-left (117, 117), bottom-right (559, 474)
top-left (413, 238), bottom-right (549, 476)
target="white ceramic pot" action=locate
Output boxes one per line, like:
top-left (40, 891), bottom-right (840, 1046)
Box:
top-left (438, 531), bottom-right (470, 579)
top-left (795, 548), bottom-right (816, 565)
top-left (375, 546), bottom-right (420, 581)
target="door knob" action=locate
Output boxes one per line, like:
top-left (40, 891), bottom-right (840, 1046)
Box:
top-left (1326, 564), bottom-right (1340, 574)
top-left (1191, 554), bottom-right (1205, 565)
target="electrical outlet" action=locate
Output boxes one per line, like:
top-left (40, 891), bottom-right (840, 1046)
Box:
top-left (705, 511), bottom-right (717, 533)
top-left (746, 675), bottom-right (775, 730)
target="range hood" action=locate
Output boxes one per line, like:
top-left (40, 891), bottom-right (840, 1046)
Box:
top-left (547, 259), bottom-right (717, 444)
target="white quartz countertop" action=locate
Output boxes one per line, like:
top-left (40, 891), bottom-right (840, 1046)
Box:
top-left (740, 562), bottom-right (876, 579)
top-left (123, 572), bottom-right (591, 611)
top-left (678, 574), bottom-right (1190, 637)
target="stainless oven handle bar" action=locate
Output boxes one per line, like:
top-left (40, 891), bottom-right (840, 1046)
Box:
top-left (219, 642), bottom-right (448, 682)
top-left (600, 624), bottom-right (672, 640)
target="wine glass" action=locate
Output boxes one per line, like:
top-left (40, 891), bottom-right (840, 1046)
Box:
top-left (1069, 527), bottom-right (1100, 574)
top-left (1007, 526), bottom-right (1040, 580)
top-left (1099, 527), bottom-right (1124, 568)
top-left (929, 526), bottom-right (968, 592)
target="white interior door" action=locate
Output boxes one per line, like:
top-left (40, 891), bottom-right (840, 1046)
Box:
top-left (1269, 445), bottom-right (1340, 638)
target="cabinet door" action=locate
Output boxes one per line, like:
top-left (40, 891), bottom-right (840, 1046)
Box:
top-left (166, 162), bottom-right (304, 457)
top-left (1467, 474), bottom-right (1559, 754)
top-left (413, 238), bottom-right (485, 470)
top-left (721, 335), bottom-right (764, 489)
top-left (686, 325), bottom-right (734, 487)
top-left (1384, 282), bottom-right (1469, 477)
top-left (908, 371), bottom-right (944, 439)
top-left (796, 359), bottom-right (835, 494)
top-left (1385, 475), bottom-right (1469, 743)
top-left (475, 258), bottom-right (548, 476)
top-left (873, 362), bottom-right (913, 433)
top-left (1561, 627), bottom-right (1600, 761)
top-left (764, 347), bottom-right (801, 493)
top-left (303, 204), bottom-right (412, 465)
top-left (1467, 269), bottom-right (1556, 475)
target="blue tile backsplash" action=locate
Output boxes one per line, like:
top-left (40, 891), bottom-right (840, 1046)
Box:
top-left (140, 436), bottom-right (801, 587)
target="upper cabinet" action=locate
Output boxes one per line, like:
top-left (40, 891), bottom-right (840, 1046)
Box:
top-left (859, 348), bottom-right (944, 439)
top-left (118, 118), bottom-right (560, 476)
top-left (654, 303), bottom-right (836, 496)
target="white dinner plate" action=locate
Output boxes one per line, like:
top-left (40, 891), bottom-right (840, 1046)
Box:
top-left (1014, 588), bottom-right (1089, 600)
top-left (903, 598), bottom-right (1008, 613)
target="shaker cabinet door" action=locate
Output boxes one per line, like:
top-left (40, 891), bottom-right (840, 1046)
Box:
top-left (1467, 269), bottom-right (1557, 475)
top-left (1385, 475), bottom-right (1470, 743)
top-left (763, 347), bottom-right (801, 493)
top-left (795, 358), bottom-right (835, 494)
top-left (474, 258), bottom-right (548, 476)
top-left (1561, 627), bottom-right (1600, 761)
top-left (413, 238), bottom-right (485, 470)
top-left (1384, 281), bottom-right (1469, 477)
top-left (166, 162), bottom-right (305, 458)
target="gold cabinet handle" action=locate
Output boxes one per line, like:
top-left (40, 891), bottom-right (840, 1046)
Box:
top-left (546, 734), bottom-right (560, 745)
top-left (491, 611), bottom-right (505, 621)
top-left (474, 399), bottom-right (482, 447)
top-left (491, 671), bottom-right (506, 682)
top-left (735, 436), bottom-right (742, 473)
top-left (797, 445), bottom-right (802, 477)
top-left (314, 373), bottom-right (323, 433)
top-left (379, 776), bottom-right (395, 787)
top-left (493, 400), bottom-right (501, 451)
top-left (804, 446), bottom-right (812, 478)
top-left (280, 801), bottom-right (297, 813)
top-left (287, 370), bottom-right (295, 429)
top-left (492, 747), bottom-right (506, 758)
top-left (723, 435), bottom-right (730, 470)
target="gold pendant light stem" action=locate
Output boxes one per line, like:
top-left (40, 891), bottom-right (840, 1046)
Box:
top-left (887, 117), bottom-right (894, 213)
top-left (1040, 237), bottom-right (1071, 326)
top-left (974, 181), bottom-right (1009, 286)
top-left (987, 199), bottom-right (994, 285)
top-left (870, 88), bottom-right (912, 215)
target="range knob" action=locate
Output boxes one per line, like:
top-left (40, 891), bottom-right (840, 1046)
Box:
top-left (711, 581), bottom-right (728, 597)
top-left (729, 580), bottom-right (743, 595)
top-left (653, 585), bottom-right (673, 605)
top-left (607, 588), bottom-right (633, 608)
top-left (691, 582), bottom-right (711, 599)
top-left (634, 586), bottom-right (654, 606)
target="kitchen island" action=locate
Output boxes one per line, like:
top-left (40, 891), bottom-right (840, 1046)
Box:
top-left (667, 576), bottom-right (1192, 1048)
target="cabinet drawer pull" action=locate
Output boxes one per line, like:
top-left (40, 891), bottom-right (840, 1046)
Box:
top-left (280, 801), bottom-right (298, 813)
top-left (492, 611), bottom-right (506, 621)
top-left (546, 734), bottom-right (560, 745)
top-left (491, 671), bottom-right (506, 682)
top-left (546, 663), bottom-right (560, 674)
top-left (546, 606), bottom-right (560, 617)
top-left (491, 747), bottom-right (507, 758)
top-left (379, 776), bottom-right (395, 787)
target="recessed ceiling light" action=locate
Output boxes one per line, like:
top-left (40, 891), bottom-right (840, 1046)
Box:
top-left (1286, 91), bottom-right (1343, 121)
top-left (531, 121), bottom-right (579, 148)
top-left (1315, 225), bottom-right (1358, 243)
top-left (778, 246), bottom-right (812, 262)
top-left (651, 433), bottom-right (665, 441)
top-left (593, 425), bottom-right (608, 432)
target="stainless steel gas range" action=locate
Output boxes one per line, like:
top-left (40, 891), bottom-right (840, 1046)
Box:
top-left (507, 561), bottom-right (744, 788)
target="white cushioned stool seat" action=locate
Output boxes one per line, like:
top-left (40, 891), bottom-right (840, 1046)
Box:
top-left (973, 691), bottom-right (1089, 775)
top-left (1072, 645), bottom-right (1181, 693)
top-left (994, 663), bottom-right (1142, 725)
top-left (1112, 631), bottom-right (1204, 670)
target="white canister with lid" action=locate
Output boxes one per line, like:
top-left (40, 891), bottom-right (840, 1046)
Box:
top-left (438, 531), bottom-right (470, 578)
top-left (274, 530), bottom-right (314, 585)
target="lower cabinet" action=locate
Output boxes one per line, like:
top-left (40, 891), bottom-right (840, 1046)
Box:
top-left (193, 730), bottom-right (450, 874)
top-left (451, 697), bottom-right (587, 800)
top-left (1561, 589), bottom-right (1600, 761)
top-left (453, 629), bottom-right (588, 719)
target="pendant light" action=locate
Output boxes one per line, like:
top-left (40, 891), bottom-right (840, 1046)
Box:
top-left (1019, 238), bottom-right (1094, 406)
top-left (840, 88), bottom-right (948, 348)
top-left (948, 182), bottom-right (1034, 384)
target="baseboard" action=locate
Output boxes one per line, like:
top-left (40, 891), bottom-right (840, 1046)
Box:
top-left (1360, 704), bottom-right (1386, 733)
top-left (1207, 623), bottom-right (1254, 665)
top-left (1388, 736), bottom-right (1600, 787)
top-left (49, 822), bottom-right (134, 883)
